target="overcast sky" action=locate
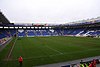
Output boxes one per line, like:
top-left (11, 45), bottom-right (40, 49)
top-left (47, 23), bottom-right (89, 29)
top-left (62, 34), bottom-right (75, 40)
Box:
top-left (0, 0), bottom-right (100, 24)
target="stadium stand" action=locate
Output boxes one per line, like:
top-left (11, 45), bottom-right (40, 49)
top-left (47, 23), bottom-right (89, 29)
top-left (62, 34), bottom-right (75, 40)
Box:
top-left (0, 27), bottom-right (100, 38)
top-left (0, 10), bottom-right (100, 43)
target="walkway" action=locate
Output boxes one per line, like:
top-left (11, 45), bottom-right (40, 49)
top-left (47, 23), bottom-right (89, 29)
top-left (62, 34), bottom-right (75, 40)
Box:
top-left (35, 56), bottom-right (100, 67)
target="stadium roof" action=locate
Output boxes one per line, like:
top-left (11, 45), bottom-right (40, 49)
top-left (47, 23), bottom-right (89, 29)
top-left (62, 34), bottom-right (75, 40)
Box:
top-left (0, 11), bottom-right (10, 24)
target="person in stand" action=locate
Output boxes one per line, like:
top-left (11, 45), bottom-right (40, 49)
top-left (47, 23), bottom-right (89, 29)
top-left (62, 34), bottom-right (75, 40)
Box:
top-left (18, 56), bottom-right (23, 67)
top-left (89, 62), bottom-right (94, 67)
top-left (93, 59), bottom-right (96, 67)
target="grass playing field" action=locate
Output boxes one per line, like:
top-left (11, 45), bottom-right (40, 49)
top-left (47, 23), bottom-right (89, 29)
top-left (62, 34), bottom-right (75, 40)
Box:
top-left (0, 36), bottom-right (100, 67)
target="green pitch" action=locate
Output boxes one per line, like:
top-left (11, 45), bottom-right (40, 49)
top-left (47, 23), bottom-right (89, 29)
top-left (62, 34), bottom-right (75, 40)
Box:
top-left (0, 36), bottom-right (100, 67)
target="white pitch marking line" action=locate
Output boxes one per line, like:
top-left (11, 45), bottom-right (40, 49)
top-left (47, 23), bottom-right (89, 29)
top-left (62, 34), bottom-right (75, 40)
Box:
top-left (45, 45), bottom-right (63, 54)
top-left (7, 38), bottom-right (17, 61)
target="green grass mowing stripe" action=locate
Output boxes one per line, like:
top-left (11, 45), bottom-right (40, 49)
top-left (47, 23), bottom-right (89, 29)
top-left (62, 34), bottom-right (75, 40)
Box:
top-left (9, 48), bottom-right (100, 61)
top-left (13, 37), bottom-right (100, 58)
top-left (39, 37), bottom-right (88, 53)
top-left (6, 48), bottom-right (100, 67)
top-left (12, 37), bottom-right (60, 59)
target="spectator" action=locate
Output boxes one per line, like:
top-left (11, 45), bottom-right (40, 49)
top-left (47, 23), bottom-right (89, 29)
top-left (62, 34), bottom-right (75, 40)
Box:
top-left (18, 56), bottom-right (23, 67)
top-left (89, 62), bottom-right (94, 67)
top-left (93, 59), bottom-right (96, 67)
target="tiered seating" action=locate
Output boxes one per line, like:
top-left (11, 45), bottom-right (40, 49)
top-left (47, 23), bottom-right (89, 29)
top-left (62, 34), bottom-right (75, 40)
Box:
top-left (55, 29), bottom-right (63, 35)
top-left (35, 30), bottom-right (41, 36)
top-left (0, 30), bottom-right (11, 39)
top-left (48, 30), bottom-right (58, 36)
top-left (70, 29), bottom-right (84, 35)
top-left (27, 30), bottom-right (35, 36)
top-left (63, 29), bottom-right (74, 35)
top-left (63, 30), bottom-right (68, 35)
top-left (0, 30), bottom-right (16, 45)
top-left (52, 31), bottom-right (58, 36)
top-left (41, 30), bottom-right (49, 36)
top-left (1, 28), bottom-right (98, 38)
top-left (0, 32), bottom-right (6, 39)
top-left (96, 31), bottom-right (100, 35)
top-left (78, 28), bottom-right (88, 35)
top-left (9, 30), bottom-right (16, 36)
top-left (88, 30), bottom-right (100, 36)
top-left (62, 28), bottom-right (100, 36)
top-left (18, 30), bottom-right (26, 37)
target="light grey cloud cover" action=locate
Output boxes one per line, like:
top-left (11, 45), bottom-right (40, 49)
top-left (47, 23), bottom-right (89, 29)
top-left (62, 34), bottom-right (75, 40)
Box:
top-left (0, 0), bottom-right (100, 24)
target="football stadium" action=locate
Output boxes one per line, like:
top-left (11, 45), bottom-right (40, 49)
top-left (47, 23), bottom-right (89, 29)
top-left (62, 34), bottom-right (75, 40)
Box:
top-left (0, 11), bottom-right (100, 67)
top-left (0, 0), bottom-right (100, 67)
